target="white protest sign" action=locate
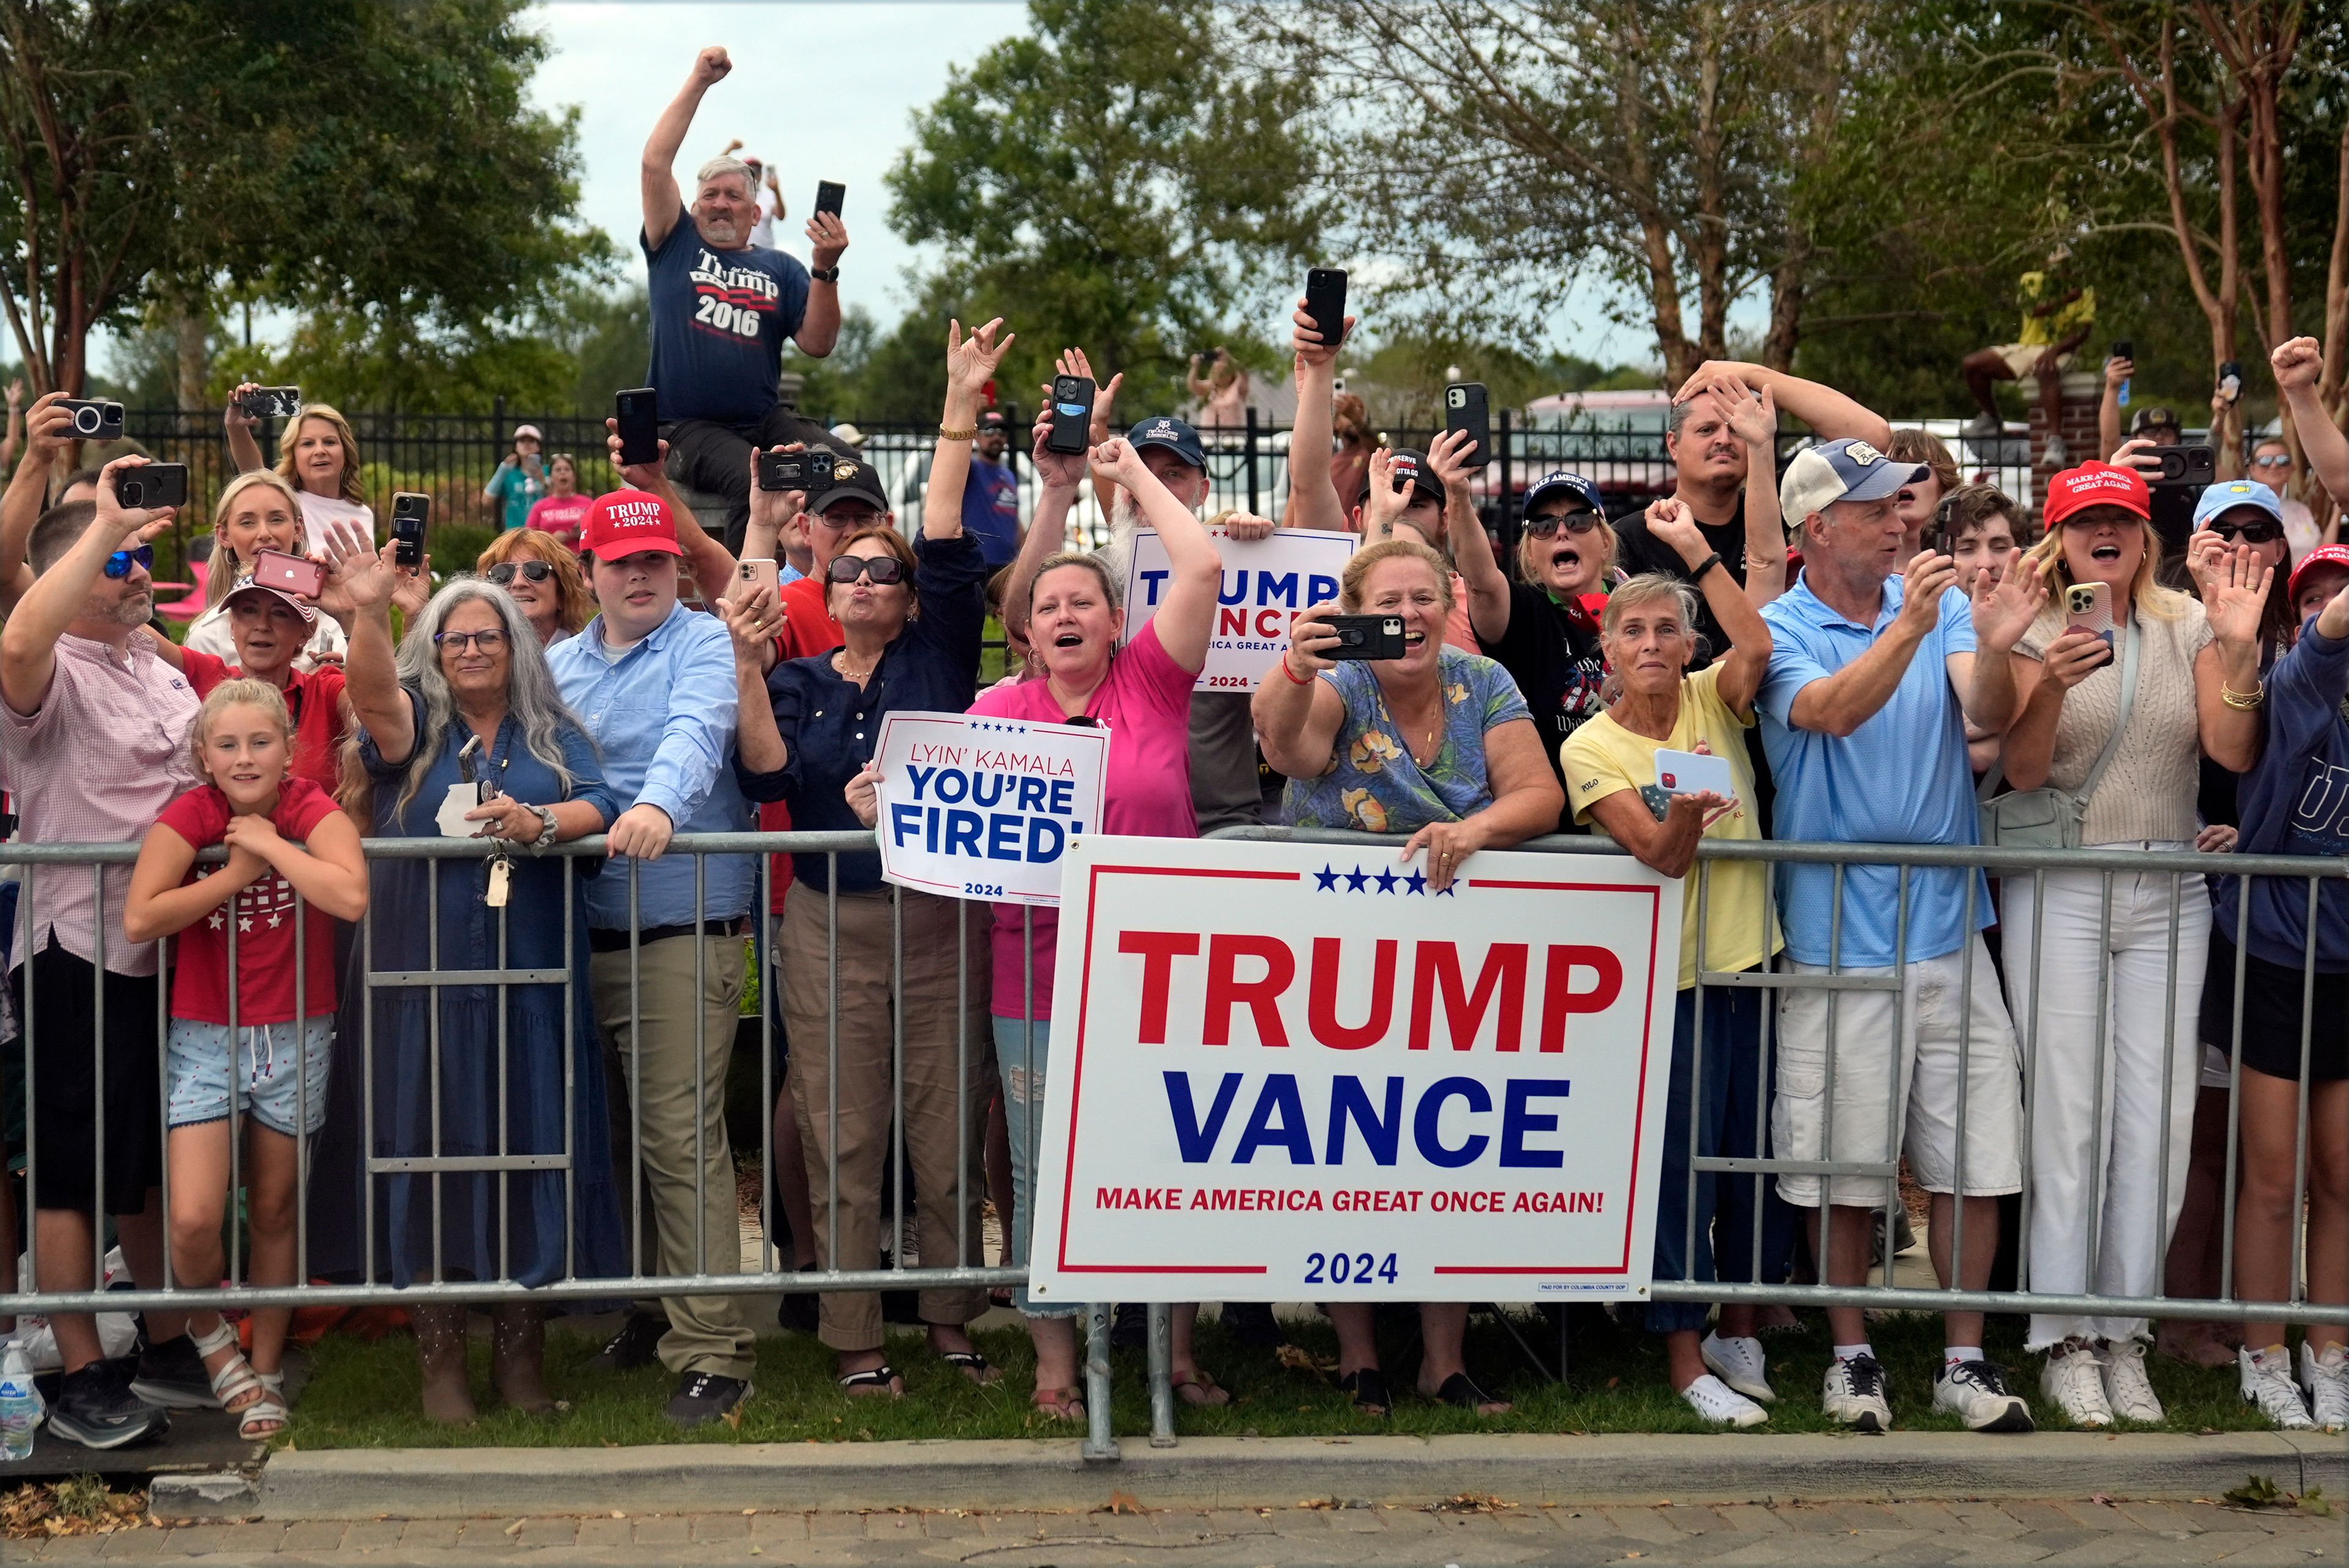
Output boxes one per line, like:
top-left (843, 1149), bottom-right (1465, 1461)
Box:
top-left (1121, 526), bottom-right (1357, 691)
top-left (870, 711), bottom-right (1108, 906)
top-left (1025, 836), bottom-right (1682, 1303)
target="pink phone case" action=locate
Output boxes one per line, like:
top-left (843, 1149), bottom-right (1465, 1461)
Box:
top-left (254, 550), bottom-right (324, 598)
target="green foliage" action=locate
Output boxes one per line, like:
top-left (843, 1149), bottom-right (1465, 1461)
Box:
top-left (886, 0), bottom-right (1326, 419)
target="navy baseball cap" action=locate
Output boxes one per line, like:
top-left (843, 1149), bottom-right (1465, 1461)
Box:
top-left (1356, 448), bottom-right (1446, 506)
top-left (1127, 416), bottom-right (1205, 470)
top-left (1523, 470), bottom-right (1605, 516)
top-left (1778, 437), bottom-right (1926, 520)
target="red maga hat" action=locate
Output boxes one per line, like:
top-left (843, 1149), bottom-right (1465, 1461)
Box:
top-left (2043, 461), bottom-right (2150, 527)
top-left (578, 489), bottom-right (684, 561)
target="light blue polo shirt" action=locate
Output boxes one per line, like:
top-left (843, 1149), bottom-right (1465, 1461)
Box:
top-left (1756, 572), bottom-right (1991, 967)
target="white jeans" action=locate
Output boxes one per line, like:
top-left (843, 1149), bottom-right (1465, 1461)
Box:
top-left (2001, 851), bottom-right (2209, 1350)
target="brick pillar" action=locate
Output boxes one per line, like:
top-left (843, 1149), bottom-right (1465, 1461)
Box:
top-left (2026, 371), bottom-right (2103, 517)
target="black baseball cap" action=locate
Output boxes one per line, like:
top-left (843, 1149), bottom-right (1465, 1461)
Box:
top-left (1357, 448), bottom-right (1445, 506)
top-left (808, 453), bottom-right (889, 516)
top-left (2132, 405), bottom-right (2182, 435)
top-left (979, 409), bottom-right (1009, 432)
top-left (1127, 416), bottom-right (1206, 470)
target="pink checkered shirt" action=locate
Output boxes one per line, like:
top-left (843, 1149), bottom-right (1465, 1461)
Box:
top-left (0, 633), bottom-right (200, 976)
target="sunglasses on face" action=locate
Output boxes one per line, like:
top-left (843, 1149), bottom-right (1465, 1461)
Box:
top-left (2207, 517), bottom-right (2283, 544)
top-left (103, 544), bottom-right (155, 579)
top-left (434, 629), bottom-right (509, 653)
top-left (488, 560), bottom-right (555, 586)
top-left (2251, 454), bottom-right (2292, 469)
top-left (1523, 511), bottom-right (1603, 539)
top-left (826, 554), bottom-right (907, 586)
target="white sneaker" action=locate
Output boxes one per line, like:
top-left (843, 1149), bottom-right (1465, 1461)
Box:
top-left (1934, 1359), bottom-right (2035, 1433)
top-left (2240, 1347), bottom-right (2315, 1431)
top-left (1699, 1332), bottom-right (1775, 1404)
top-left (2296, 1342), bottom-right (2348, 1433)
top-left (2099, 1339), bottom-right (2165, 1423)
top-left (1679, 1372), bottom-right (1768, 1429)
top-left (2040, 1344), bottom-right (2113, 1428)
top-left (1821, 1353), bottom-right (1892, 1433)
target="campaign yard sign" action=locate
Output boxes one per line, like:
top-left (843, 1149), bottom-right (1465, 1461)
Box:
top-left (1121, 525), bottom-right (1358, 691)
top-left (1025, 837), bottom-right (1683, 1303)
top-left (870, 711), bottom-right (1109, 907)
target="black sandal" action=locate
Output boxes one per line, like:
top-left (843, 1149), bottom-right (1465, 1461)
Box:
top-left (837, 1363), bottom-right (903, 1396)
top-left (939, 1349), bottom-right (1000, 1386)
top-left (1430, 1371), bottom-right (1509, 1413)
top-left (1337, 1367), bottom-right (1392, 1417)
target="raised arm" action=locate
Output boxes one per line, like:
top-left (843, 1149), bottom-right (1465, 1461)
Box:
top-left (2098, 354), bottom-right (2131, 467)
top-left (925, 318), bottom-right (1017, 542)
top-left (0, 456), bottom-right (173, 717)
top-left (1006, 361), bottom-right (1093, 642)
top-left (794, 210), bottom-right (848, 358)
top-left (1782, 550), bottom-right (1950, 738)
top-left (1431, 429), bottom-right (1509, 643)
top-left (642, 46), bottom-right (730, 251)
top-left (316, 518), bottom-right (414, 766)
top-left (1252, 601), bottom-right (1348, 780)
top-left (1950, 552), bottom-right (2045, 736)
top-left (0, 392), bottom-right (75, 615)
top-left (604, 420), bottom-right (744, 600)
top-left (719, 591), bottom-right (789, 777)
top-left (1680, 360), bottom-right (1892, 448)
top-left (1097, 435), bottom-right (1219, 673)
top-left (2194, 541), bottom-right (2275, 773)
top-left (1645, 498), bottom-right (1771, 714)
top-left (1283, 298), bottom-right (1353, 534)
top-left (223, 383), bottom-right (267, 475)
top-left (2273, 338), bottom-right (2349, 513)
top-left (1723, 385), bottom-right (1787, 605)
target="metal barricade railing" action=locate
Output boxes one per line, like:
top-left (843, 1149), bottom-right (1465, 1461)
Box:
top-left (4, 826), bottom-right (2344, 1458)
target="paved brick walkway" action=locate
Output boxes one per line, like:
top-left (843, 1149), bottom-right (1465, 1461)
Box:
top-left (6, 1496), bottom-right (2341, 1564)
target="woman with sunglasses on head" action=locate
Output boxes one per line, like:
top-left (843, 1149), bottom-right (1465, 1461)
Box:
top-left (524, 455), bottom-right (595, 550)
top-left (728, 320), bottom-right (1008, 1402)
top-left (477, 528), bottom-right (596, 645)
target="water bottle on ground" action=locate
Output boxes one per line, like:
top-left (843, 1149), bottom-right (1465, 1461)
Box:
top-left (0, 1342), bottom-right (43, 1460)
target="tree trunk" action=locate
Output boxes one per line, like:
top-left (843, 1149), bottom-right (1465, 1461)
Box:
top-left (175, 295), bottom-right (209, 412)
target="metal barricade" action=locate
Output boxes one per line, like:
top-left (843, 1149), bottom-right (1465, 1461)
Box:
top-left (4, 826), bottom-right (2344, 1460)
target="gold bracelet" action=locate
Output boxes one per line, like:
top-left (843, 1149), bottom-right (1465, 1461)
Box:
top-left (937, 425), bottom-right (976, 442)
top-left (2219, 681), bottom-right (2265, 711)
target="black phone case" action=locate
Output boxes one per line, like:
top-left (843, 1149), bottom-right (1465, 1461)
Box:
top-left (1045, 377), bottom-right (1094, 455)
top-left (615, 388), bottom-right (659, 467)
top-left (1305, 268), bottom-right (1347, 349)
top-left (391, 494), bottom-right (431, 568)
top-left (815, 182), bottom-right (845, 216)
top-left (119, 464), bottom-right (187, 509)
top-left (1445, 383), bottom-right (1492, 469)
top-left (1323, 613), bottom-right (1406, 661)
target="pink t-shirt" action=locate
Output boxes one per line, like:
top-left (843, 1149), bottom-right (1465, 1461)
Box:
top-left (966, 618), bottom-right (1198, 1019)
top-left (526, 493), bottom-right (594, 545)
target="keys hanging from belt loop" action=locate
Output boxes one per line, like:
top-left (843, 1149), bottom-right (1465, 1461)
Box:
top-left (487, 852), bottom-right (513, 908)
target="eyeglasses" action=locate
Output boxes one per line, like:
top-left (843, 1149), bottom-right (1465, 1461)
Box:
top-left (433, 629), bottom-right (510, 653)
top-left (1523, 511), bottom-right (1604, 539)
top-left (2251, 454), bottom-right (2293, 469)
top-left (488, 560), bottom-right (555, 585)
top-left (826, 554), bottom-right (907, 586)
top-left (2206, 517), bottom-right (2283, 544)
top-left (103, 544), bottom-right (154, 579)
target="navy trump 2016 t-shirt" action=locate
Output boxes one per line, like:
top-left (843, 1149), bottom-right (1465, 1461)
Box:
top-left (642, 205), bottom-right (810, 426)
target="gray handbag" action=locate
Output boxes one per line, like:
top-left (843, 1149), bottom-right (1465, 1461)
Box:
top-left (1976, 620), bottom-right (2139, 851)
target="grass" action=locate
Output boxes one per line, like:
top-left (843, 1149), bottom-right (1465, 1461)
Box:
top-left (281, 1303), bottom-right (2288, 1450)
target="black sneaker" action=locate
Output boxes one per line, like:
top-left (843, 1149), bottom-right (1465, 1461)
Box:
top-left (1111, 1301), bottom-right (1147, 1350)
top-left (48, 1361), bottom-right (169, 1450)
top-left (1222, 1300), bottom-right (1284, 1349)
top-left (129, 1333), bottom-right (218, 1410)
top-left (591, 1311), bottom-right (670, 1373)
top-left (777, 1267), bottom-right (821, 1335)
top-left (666, 1370), bottom-right (751, 1429)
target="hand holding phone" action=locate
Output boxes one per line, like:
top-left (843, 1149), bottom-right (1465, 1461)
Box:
top-left (615, 387), bottom-right (660, 468)
top-left (733, 558), bottom-right (780, 601)
top-left (1045, 375), bottom-right (1095, 456)
top-left (1323, 612), bottom-right (1406, 661)
top-left (1303, 268), bottom-right (1348, 353)
top-left (114, 461), bottom-right (187, 511)
top-left (390, 492), bottom-right (431, 569)
top-left (814, 180), bottom-right (845, 217)
top-left (2065, 581), bottom-right (2115, 650)
top-left (1444, 383), bottom-right (1492, 469)
top-left (253, 549), bottom-right (325, 599)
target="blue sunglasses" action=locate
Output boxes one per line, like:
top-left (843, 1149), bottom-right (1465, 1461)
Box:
top-left (103, 544), bottom-right (155, 580)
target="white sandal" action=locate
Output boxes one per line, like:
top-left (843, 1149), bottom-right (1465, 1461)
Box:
top-left (191, 1318), bottom-right (289, 1440)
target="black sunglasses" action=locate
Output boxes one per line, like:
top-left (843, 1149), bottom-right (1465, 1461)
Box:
top-left (2206, 517), bottom-right (2283, 545)
top-left (826, 554), bottom-right (907, 586)
top-left (1523, 511), bottom-right (1604, 539)
top-left (488, 560), bottom-right (555, 585)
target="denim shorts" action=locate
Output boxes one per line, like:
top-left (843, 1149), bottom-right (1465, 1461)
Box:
top-left (166, 1015), bottom-right (334, 1136)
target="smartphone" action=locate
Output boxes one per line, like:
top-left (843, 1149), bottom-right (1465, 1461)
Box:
top-left (1045, 375), bottom-right (1095, 455)
top-left (61, 399), bottom-right (124, 442)
top-left (253, 548), bottom-right (325, 599)
top-left (2217, 359), bottom-right (2242, 404)
top-left (756, 450), bottom-right (835, 495)
top-left (1323, 612), bottom-right (1406, 661)
top-left (2065, 582), bottom-right (2115, 651)
top-left (2110, 339), bottom-right (2132, 409)
top-left (1444, 382), bottom-right (1493, 469)
top-left (1653, 747), bottom-right (1736, 801)
top-left (390, 492), bottom-right (431, 569)
top-left (113, 461), bottom-right (186, 511)
top-left (2150, 443), bottom-right (2217, 487)
top-left (235, 385), bottom-right (301, 420)
top-left (814, 180), bottom-right (845, 218)
top-left (615, 386), bottom-right (660, 467)
top-left (732, 558), bottom-right (780, 602)
top-left (1304, 267), bottom-right (1348, 350)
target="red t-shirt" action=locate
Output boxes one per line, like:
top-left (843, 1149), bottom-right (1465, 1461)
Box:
top-left (527, 493), bottom-right (595, 545)
top-left (180, 648), bottom-right (348, 798)
top-left (155, 777), bottom-right (342, 1026)
top-left (774, 574), bottom-right (843, 660)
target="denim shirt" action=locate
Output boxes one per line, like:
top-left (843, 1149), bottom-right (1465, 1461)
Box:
top-left (736, 531), bottom-right (988, 893)
top-left (548, 599), bottom-right (752, 928)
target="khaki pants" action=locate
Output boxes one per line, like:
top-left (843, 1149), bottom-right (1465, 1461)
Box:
top-left (591, 932), bottom-right (756, 1380)
top-left (779, 884), bottom-right (994, 1353)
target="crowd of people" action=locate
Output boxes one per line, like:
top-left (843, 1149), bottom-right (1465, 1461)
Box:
top-left (0, 43), bottom-right (2343, 1457)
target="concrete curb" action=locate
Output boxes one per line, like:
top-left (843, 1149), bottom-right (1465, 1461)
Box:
top-left (251, 1430), bottom-right (2347, 1518)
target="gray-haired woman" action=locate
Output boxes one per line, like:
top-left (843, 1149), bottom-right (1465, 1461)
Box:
top-left (304, 526), bottom-right (626, 1424)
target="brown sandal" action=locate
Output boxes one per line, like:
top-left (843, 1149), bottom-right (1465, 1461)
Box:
top-left (1171, 1369), bottom-right (1231, 1407)
top-left (1031, 1385), bottom-right (1086, 1422)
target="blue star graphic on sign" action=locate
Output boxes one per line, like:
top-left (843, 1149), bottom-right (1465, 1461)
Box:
top-left (1375, 867), bottom-right (1400, 893)
top-left (1436, 881), bottom-right (1458, 897)
top-left (1405, 869), bottom-right (1428, 895)
top-left (1343, 865), bottom-right (1370, 892)
top-left (1313, 864), bottom-right (1339, 891)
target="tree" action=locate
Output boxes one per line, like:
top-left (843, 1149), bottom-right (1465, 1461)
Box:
top-left (0, 0), bottom-right (606, 402)
top-left (886, 0), bottom-right (1324, 416)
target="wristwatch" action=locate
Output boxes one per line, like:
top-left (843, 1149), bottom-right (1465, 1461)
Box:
top-left (810, 266), bottom-right (841, 283)
top-left (527, 803), bottom-right (559, 851)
